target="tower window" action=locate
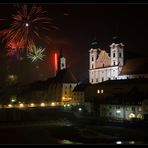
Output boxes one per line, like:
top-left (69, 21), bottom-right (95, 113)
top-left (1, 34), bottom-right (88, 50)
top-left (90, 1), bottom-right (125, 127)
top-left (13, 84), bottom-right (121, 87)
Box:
top-left (92, 57), bottom-right (94, 61)
top-left (92, 65), bottom-right (94, 69)
top-left (96, 78), bottom-right (98, 82)
top-left (113, 61), bottom-right (116, 65)
top-left (113, 52), bottom-right (115, 58)
top-left (119, 52), bottom-right (121, 58)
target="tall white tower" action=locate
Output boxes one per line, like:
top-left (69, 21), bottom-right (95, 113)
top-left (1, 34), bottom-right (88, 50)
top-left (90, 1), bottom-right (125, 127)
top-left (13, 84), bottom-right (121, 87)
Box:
top-left (89, 40), bottom-right (100, 84)
top-left (58, 49), bottom-right (66, 71)
top-left (89, 41), bottom-right (100, 70)
top-left (110, 36), bottom-right (124, 66)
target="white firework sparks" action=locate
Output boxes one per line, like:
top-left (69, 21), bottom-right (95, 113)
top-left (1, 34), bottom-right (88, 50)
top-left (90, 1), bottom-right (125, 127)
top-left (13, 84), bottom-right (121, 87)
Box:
top-left (27, 46), bottom-right (45, 62)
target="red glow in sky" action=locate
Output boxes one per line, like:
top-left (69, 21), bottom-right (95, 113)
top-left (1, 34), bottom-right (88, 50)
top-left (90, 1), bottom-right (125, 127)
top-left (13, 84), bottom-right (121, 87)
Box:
top-left (54, 52), bottom-right (58, 75)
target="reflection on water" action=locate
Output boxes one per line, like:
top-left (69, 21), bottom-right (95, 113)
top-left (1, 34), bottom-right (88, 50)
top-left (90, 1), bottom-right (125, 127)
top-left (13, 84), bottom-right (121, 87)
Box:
top-left (115, 141), bottom-right (144, 144)
top-left (60, 139), bottom-right (82, 144)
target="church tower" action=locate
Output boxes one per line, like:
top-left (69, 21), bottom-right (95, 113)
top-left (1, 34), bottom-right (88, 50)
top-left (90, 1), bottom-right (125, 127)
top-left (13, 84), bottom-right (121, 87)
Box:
top-left (110, 36), bottom-right (124, 67)
top-left (89, 40), bottom-right (100, 70)
top-left (89, 39), bottom-right (100, 84)
top-left (58, 49), bottom-right (66, 71)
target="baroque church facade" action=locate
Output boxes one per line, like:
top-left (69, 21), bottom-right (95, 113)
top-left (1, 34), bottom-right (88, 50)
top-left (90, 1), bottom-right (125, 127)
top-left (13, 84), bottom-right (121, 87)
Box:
top-left (89, 36), bottom-right (148, 84)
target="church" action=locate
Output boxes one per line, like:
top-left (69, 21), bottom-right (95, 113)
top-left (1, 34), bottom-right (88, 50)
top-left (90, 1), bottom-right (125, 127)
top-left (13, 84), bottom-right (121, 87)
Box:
top-left (89, 36), bottom-right (148, 84)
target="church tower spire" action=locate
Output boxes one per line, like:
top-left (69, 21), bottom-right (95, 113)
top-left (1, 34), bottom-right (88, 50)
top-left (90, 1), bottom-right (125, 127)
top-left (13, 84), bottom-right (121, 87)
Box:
top-left (58, 48), bottom-right (66, 71)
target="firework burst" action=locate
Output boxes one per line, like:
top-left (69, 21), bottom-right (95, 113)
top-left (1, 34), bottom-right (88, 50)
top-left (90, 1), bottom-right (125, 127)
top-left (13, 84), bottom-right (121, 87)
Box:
top-left (27, 46), bottom-right (45, 62)
top-left (0, 4), bottom-right (57, 58)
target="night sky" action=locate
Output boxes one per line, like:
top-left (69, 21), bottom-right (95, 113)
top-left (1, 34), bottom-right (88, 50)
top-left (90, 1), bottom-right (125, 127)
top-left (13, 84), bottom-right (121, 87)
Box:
top-left (0, 4), bottom-right (148, 85)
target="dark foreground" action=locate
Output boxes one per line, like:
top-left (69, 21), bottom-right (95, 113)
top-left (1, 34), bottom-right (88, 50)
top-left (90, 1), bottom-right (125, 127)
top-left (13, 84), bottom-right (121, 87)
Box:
top-left (0, 107), bottom-right (148, 144)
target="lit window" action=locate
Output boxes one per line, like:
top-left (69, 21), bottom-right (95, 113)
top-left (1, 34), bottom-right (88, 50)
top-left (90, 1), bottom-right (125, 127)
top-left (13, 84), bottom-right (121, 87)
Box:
top-left (97, 90), bottom-right (100, 94)
top-left (116, 110), bottom-right (121, 114)
top-left (101, 89), bottom-right (104, 93)
top-left (129, 113), bottom-right (135, 119)
top-left (137, 114), bottom-right (143, 119)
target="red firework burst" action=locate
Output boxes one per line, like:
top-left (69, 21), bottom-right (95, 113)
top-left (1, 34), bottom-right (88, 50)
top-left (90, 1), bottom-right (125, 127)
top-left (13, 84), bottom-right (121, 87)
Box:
top-left (0, 4), bottom-right (57, 57)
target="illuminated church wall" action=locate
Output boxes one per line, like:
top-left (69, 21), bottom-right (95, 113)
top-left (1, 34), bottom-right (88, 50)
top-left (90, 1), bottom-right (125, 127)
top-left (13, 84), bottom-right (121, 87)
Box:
top-left (89, 42), bottom-right (124, 84)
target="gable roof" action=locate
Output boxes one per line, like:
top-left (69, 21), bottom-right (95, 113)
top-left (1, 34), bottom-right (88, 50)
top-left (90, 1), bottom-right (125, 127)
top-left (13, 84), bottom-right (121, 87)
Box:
top-left (120, 58), bottom-right (148, 75)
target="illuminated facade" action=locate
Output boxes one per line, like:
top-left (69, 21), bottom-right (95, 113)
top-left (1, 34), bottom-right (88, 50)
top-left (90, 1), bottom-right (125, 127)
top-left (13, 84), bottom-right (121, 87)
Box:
top-left (47, 49), bottom-right (77, 105)
top-left (89, 36), bottom-right (148, 84)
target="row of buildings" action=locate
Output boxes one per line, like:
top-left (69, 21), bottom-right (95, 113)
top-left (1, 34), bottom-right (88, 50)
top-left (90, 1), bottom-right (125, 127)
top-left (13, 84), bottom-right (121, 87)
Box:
top-left (1, 36), bottom-right (148, 121)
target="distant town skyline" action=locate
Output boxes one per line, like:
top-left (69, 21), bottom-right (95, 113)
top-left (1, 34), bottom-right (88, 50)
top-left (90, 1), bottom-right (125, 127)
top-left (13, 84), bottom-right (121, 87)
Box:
top-left (0, 4), bottom-right (148, 84)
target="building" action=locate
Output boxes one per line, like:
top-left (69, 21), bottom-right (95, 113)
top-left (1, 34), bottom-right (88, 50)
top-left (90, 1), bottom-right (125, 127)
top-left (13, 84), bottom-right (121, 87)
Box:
top-left (89, 36), bottom-right (148, 84)
top-left (85, 78), bottom-right (148, 120)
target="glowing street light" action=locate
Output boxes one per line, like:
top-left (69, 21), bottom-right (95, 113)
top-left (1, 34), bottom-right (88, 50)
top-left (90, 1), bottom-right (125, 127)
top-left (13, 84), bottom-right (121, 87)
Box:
top-left (30, 103), bottom-right (35, 107)
top-left (19, 103), bottom-right (24, 108)
top-left (78, 108), bottom-right (82, 111)
top-left (8, 104), bottom-right (13, 108)
top-left (25, 23), bottom-right (29, 27)
top-left (40, 102), bottom-right (45, 107)
top-left (51, 102), bottom-right (55, 106)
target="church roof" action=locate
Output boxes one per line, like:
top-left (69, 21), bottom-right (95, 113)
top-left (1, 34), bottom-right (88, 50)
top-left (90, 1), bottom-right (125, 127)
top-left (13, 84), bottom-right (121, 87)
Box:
top-left (90, 39), bottom-right (99, 49)
top-left (47, 68), bottom-right (77, 84)
top-left (120, 58), bottom-right (148, 75)
top-left (112, 35), bottom-right (121, 44)
top-left (55, 68), bottom-right (77, 83)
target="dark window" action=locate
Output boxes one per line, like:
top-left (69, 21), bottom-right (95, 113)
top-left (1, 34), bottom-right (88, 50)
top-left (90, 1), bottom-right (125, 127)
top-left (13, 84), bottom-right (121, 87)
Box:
top-left (96, 78), bottom-right (98, 82)
top-left (113, 61), bottom-right (116, 65)
top-left (102, 77), bottom-right (104, 82)
top-left (113, 52), bottom-right (115, 58)
top-left (119, 52), bottom-right (121, 58)
top-left (103, 64), bottom-right (104, 67)
top-left (132, 107), bottom-right (135, 112)
top-left (92, 65), bottom-right (94, 69)
top-left (92, 57), bottom-right (94, 61)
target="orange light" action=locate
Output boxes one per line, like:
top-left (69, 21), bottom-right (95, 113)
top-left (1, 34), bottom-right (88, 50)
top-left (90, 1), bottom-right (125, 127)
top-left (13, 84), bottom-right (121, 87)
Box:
top-left (54, 53), bottom-right (58, 74)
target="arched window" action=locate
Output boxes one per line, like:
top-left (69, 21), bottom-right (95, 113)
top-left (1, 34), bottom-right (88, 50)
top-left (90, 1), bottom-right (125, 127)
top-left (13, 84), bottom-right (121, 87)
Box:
top-left (113, 52), bottom-right (116, 58)
top-left (137, 114), bottom-right (143, 119)
top-left (129, 113), bottom-right (136, 119)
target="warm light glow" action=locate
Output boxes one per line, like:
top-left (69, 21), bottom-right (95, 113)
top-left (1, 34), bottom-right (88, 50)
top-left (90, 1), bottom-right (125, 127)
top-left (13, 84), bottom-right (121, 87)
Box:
top-left (40, 102), bottom-right (45, 107)
top-left (30, 103), bottom-right (35, 107)
top-left (54, 53), bottom-right (58, 74)
top-left (129, 113), bottom-right (135, 119)
top-left (51, 102), bottom-right (55, 106)
top-left (8, 104), bottom-right (12, 108)
top-left (67, 104), bottom-right (70, 107)
top-left (97, 90), bottom-right (100, 94)
top-left (101, 89), bottom-right (104, 93)
top-left (19, 103), bottom-right (24, 108)
top-left (137, 114), bottom-right (143, 119)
